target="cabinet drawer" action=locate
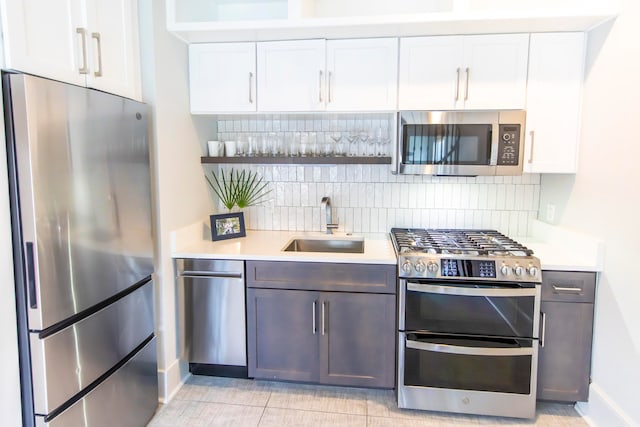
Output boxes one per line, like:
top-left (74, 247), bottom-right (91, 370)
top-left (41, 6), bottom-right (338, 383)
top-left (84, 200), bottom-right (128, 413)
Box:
top-left (247, 261), bottom-right (396, 294)
top-left (541, 271), bottom-right (596, 303)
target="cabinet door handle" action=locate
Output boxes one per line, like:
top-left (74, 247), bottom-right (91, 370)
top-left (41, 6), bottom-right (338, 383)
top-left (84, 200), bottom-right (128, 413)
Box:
top-left (76, 28), bottom-right (89, 75)
top-left (552, 285), bottom-right (583, 293)
top-left (455, 67), bottom-right (460, 101)
top-left (312, 300), bottom-right (317, 335)
top-left (528, 130), bottom-right (535, 164)
top-left (318, 70), bottom-right (323, 103)
top-left (249, 72), bottom-right (254, 103)
top-left (91, 32), bottom-right (103, 77)
top-left (321, 301), bottom-right (327, 336)
top-left (328, 71), bottom-right (332, 103)
top-left (540, 311), bottom-right (546, 348)
top-left (464, 67), bottom-right (470, 101)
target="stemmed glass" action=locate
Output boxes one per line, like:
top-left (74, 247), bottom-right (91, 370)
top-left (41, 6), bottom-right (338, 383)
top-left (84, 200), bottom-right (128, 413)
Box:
top-left (358, 130), bottom-right (370, 157)
top-left (375, 127), bottom-right (390, 157)
top-left (330, 131), bottom-right (343, 157)
top-left (346, 131), bottom-right (359, 157)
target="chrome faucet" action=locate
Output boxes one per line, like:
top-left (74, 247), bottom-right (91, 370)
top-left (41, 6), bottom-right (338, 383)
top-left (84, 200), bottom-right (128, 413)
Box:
top-left (321, 197), bottom-right (339, 234)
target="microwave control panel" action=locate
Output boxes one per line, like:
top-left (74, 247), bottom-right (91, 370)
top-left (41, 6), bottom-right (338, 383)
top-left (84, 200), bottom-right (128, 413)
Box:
top-left (497, 124), bottom-right (521, 166)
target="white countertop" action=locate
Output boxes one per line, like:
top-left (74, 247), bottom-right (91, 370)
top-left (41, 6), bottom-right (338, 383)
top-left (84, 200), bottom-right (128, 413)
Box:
top-left (171, 219), bottom-right (603, 272)
top-left (171, 222), bottom-right (396, 265)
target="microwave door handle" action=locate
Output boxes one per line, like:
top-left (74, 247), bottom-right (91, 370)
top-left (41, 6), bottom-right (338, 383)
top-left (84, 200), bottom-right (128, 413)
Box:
top-left (489, 123), bottom-right (500, 166)
top-left (407, 282), bottom-right (537, 297)
top-left (406, 339), bottom-right (534, 357)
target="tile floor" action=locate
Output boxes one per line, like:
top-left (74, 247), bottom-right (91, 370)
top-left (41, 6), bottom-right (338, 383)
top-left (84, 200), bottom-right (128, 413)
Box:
top-left (147, 376), bottom-right (587, 427)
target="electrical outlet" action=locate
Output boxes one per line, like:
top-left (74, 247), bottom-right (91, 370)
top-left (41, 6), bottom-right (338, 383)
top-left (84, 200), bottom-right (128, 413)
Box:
top-left (545, 204), bottom-right (556, 223)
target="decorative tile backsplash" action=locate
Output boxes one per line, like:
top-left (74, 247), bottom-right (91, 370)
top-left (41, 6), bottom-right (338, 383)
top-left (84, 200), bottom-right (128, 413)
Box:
top-left (213, 164), bottom-right (540, 237)
top-left (210, 114), bottom-right (540, 237)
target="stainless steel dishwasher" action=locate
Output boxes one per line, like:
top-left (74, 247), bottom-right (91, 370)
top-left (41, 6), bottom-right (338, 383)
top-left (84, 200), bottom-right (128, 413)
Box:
top-left (177, 258), bottom-right (247, 377)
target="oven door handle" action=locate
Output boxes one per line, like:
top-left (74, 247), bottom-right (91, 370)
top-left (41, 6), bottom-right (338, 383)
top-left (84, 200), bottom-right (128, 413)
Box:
top-left (406, 339), bottom-right (534, 357)
top-left (406, 282), bottom-right (537, 297)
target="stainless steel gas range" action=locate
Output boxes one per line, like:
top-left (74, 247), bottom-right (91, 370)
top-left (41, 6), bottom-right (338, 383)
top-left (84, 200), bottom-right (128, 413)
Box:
top-left (390, 228), bottom-right (542, 419)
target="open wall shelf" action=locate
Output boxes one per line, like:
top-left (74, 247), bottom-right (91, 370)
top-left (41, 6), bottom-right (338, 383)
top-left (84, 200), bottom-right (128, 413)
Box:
top-left (201, 156), bottom-right (392, 165)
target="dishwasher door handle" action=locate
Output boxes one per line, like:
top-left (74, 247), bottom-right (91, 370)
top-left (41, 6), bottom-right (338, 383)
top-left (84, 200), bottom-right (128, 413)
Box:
top-left (180, 272), bottom-right (243, 279)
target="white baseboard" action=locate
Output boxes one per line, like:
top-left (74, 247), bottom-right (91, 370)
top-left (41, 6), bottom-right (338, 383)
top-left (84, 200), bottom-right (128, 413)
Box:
top-left (576, 383), bottom-right (636, 427)
top-left (157, 358), bottom-right (190, 404)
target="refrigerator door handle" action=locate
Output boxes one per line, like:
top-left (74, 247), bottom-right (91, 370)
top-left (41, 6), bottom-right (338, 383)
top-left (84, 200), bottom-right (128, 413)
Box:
top-left (25, 242), bottom-right (37, 309)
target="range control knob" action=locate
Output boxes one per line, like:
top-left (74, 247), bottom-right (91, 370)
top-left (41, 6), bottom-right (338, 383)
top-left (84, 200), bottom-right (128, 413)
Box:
top-left (401, 260), bottom-right (413, 274)
top-left (528, 266), bottom-right (539, 277)
top-left (514, 265), bottom-right (524, 276)
top-left (500, 264), bottom-right (512, 276)
top-left (427, 261), bottom-right (439, 274)
top-left (414, 261), bottom-right (426, 273)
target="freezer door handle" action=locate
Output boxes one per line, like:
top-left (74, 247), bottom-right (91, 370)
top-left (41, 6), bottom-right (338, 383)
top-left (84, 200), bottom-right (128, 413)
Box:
top-left (25, 242), bottom-right (37, 309)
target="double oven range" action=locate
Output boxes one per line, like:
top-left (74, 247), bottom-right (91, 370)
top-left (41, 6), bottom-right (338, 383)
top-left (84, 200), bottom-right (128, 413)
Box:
top-left (391, 228), bottom-right (542, 419)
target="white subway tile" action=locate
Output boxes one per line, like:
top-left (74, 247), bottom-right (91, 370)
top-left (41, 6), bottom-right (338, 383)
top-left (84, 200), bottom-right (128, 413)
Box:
top-left (420, 209), bottom-right (430, 228)
top-left (343, 208), bottom-right (354, 234)
top-left (291, 183), bottom-right (301, 207)
top-left (374, 184), bottom-right (384, 208)
top-left (361, 209), bottom-right (370, 232)
top-left (311, 207), bottom-right (321, 232)
top-left (362, 165), bottom-right (371, 182)
top-left (284, 183), bottom-right (293, 206)
top-left (313, 166), bottom-right (322, 182)
top-left (504, 185), bottom-right (515, 210)
top-left (329, 166), bottom-right (338, 182)
top-left (308, 183), bottom-right (317, 209)
top-left (383, 183), bottom-right (393, 207)
top-left (495, 184), bottom-right (507, 210)
top-left (264, 206), bottom-right (273, 230)
top-left (296, 166), bottom-right (305, 182)
top-left (296, 207), bottom-right (305, 231)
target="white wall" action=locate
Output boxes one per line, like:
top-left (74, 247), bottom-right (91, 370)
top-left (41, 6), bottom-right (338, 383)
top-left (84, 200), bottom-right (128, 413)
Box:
top-left (0, 24), bottom-right (26, 427)
top-left (138, 0), bottom-right (214, 402)
top-left (538, 1), bottom-right (640, 425)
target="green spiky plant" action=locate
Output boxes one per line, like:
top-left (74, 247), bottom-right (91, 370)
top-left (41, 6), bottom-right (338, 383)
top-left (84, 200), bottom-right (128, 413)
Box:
top-left (206, 168), bottom-right (271, 211)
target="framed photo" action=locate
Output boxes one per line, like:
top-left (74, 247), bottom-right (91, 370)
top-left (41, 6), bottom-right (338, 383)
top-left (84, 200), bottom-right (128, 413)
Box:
top-left (210, 212), bottom-right (246, 241)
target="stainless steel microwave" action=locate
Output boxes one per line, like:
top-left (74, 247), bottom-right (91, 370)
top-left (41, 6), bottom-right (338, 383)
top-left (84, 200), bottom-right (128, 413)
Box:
top-left (393, 110), bottom-right (526, 176)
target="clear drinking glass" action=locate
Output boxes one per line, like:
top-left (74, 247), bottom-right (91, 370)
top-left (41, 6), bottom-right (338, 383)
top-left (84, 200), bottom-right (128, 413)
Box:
top-left (289, 132), bottom-right (300, 157)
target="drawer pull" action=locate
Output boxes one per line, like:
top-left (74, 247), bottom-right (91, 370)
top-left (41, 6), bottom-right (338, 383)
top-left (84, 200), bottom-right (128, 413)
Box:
top-left (552, 285), bottom-right (583, 293)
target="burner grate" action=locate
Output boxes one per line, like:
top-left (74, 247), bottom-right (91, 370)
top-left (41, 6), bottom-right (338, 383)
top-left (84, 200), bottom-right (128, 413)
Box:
top-left (391, 228), bottom-right (534, 257)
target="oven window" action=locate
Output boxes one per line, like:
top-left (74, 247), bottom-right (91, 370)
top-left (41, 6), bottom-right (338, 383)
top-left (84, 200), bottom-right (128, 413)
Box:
top-left (402, 124), bottom-right (492, 165)
top-left (403, 334), bottom-right (533, 394)
top-left (404, 282), bottom-right (535, 338)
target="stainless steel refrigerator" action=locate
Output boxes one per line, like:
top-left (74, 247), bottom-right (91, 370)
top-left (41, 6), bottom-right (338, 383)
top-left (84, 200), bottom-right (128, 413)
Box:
top-left (3, 72), bottom-right (158, 427)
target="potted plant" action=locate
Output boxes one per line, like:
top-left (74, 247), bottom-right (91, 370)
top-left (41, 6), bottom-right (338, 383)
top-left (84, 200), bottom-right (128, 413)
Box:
top-left (205, 168), bottom-right (271, 240)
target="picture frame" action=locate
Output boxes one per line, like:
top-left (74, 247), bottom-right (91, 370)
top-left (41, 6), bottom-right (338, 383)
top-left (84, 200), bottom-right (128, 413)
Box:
top-left (210, 212), bottom-right (246, 241)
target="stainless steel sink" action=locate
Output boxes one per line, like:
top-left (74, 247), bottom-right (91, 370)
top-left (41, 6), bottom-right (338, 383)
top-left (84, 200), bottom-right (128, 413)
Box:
top-left (283, 238), bottom-right (365, 254)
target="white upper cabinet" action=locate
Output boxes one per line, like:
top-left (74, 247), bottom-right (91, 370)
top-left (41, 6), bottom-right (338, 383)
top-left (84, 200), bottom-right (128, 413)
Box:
top-left (398, 34), bottom-right (529, 110)
top-left (325, 38), bottom-right (398, 111)
top-left (1, 0), bottom-right (86, 87)
top-left (85, 0), bottom-right (141, 99)
top-left (256, 38), bottom-right (398, 112)
top-left (524, 32), bottom-right (585, 174)
top-left (189, 43), bottom-right (257, 113)
top-left (257, 39), bottom-right (326, 112)
top-left (2, 0), bottom-right (142, 100)
top-left (398, 36), bottom-right (463, 110)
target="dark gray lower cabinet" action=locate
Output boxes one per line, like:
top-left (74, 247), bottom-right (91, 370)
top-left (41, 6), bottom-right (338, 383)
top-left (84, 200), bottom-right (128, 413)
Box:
top-left (247, 288), bottom-right (319, 382)
top-left (320, 292), bottom-right (395, 387)
top-left (537, 271), bottom-right (596, 402)
top-left (246, 261), bottom-right (397, 389)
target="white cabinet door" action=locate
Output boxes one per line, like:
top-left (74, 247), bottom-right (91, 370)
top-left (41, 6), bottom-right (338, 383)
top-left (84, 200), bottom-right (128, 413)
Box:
top-left (462, 34), bottom-right (529, 110)
top-left (525, 33), bottom-right (585, 174)
top-left (326, 38), bottom-right (398, 111)
top-left (398, 34), bottom-right (528, 110)
top-left (1, 0), bottom-right (86, 86)
top-left (398, 36), bottom-right (463, 110)
top-left (257, 40), bottom-right (325, 112)
top-left (85, 0), bottom-right (141, 100)
top-left (189, 43), bottom-right (256, 113)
